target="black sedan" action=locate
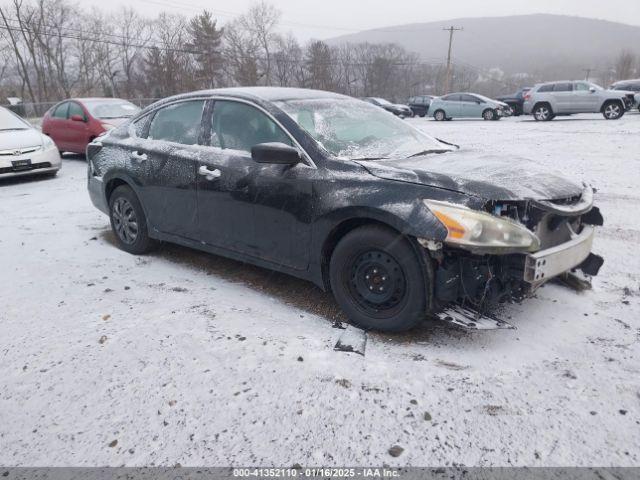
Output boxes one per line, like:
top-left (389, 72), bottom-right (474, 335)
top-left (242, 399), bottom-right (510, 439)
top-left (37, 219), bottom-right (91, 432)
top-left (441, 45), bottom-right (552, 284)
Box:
top-left (88, 87), bottom-right (603, 332)
top-left (363, 97), bottom-right (413, 118)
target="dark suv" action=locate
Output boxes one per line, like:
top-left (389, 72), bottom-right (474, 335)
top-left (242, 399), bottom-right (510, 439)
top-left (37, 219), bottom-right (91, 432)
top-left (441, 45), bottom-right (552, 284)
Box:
top-left (87, 87), bottom-right (603, 332)
top-left (496, 88), bottom-right (531, 116)
top-left (408, 95), bottom-right (434, 117)
top-left (610, 79), bottom-right (640, 111)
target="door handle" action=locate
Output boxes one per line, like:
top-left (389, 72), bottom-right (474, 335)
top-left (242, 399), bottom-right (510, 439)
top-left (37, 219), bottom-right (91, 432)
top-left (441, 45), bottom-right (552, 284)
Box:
top-left (130, 151), bottom-right (147, 163)
top-left (198, 165), bottom-right (222, 180)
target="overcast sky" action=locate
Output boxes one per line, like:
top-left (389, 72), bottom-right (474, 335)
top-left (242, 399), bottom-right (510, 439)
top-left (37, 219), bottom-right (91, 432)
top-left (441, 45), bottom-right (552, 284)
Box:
top-left (82, 0), bottom-right (640, 40)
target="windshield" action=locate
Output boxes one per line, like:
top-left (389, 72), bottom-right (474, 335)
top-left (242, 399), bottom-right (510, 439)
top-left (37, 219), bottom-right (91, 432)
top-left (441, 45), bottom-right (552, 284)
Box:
top-left (0, 107), bottom-right (30, 131)
top-left (83, 100), bottom-right (140, 119)
top-left (276, 98), bottom-right (452, 160)
top-left (371, 97), bottom-right (391, 106)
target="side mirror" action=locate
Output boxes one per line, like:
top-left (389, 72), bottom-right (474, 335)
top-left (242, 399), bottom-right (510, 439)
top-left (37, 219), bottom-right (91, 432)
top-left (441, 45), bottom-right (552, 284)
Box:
top-left (70, 114), bottom-right (85, 122)
top-left (589, 87), bottom-right (597, 93)
top-left (251, 142), bottom-right (301, 165)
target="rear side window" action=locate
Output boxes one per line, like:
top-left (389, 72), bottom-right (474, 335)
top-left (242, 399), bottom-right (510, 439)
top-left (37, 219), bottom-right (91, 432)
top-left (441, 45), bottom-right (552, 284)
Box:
top-left (460, 94), bottom-right (479, 102)
top-left (148, 101), bottom-right (205, 145)
top-left (52, 103), bottom-right (69, 118)
top-left (553, 83), bottom-right (573, 92)
top-left (210, 100), bottom-right (291, 153)
top-left (68, 102), bottom-right (85, 119)
top-left (537, 84), bottom-right (554, 93)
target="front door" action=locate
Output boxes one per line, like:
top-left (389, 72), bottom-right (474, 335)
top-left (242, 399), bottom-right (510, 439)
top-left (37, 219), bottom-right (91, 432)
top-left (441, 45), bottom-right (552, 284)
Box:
top-left (196, 99), bottom-right (312, 270)
top-left (459, 94), bottom-right (484, 118)
top-left (573, 82), bottom-right (600, 113)
top-left (66, 101), bottom-right (92, 153)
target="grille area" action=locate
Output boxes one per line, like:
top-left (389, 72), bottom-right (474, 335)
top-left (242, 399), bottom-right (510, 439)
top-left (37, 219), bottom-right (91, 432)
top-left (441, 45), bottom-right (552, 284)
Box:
top-left (0, 162), bottom-right (52, 175)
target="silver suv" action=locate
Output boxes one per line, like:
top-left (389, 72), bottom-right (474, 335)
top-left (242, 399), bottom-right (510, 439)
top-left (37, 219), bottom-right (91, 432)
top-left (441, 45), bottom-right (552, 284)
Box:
top-left (523, 81), bottom-right (631, 121)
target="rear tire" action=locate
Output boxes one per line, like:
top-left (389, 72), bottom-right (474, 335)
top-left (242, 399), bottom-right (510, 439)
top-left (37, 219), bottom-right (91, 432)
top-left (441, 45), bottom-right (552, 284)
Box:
top-left (433, 110), bottom-right (446, 121)
top-left (108, 185), bottom-right (155, 255)
top-left (533, 103), bottom-right (554, 121)
top-left (329, 225), bottom-right (429, 332)
top-left (602, 100), bottom-right (624, 120)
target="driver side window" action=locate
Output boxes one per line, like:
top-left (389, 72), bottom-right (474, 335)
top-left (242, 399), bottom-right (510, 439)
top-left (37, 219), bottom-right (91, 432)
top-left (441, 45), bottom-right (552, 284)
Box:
top-left (210, 101), bottom-right (292, 153)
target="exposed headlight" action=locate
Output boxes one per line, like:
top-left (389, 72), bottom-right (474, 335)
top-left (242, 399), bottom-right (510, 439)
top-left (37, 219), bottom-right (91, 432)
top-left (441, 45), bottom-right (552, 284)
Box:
top-left (424, 199), bottom-right (540, 253)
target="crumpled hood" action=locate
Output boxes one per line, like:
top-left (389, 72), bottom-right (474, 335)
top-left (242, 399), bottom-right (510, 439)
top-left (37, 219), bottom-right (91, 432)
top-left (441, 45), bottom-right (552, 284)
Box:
top-left (355, 149), bottom-right (584, 201)
top-left (0, 128), bottom-right (44, 150)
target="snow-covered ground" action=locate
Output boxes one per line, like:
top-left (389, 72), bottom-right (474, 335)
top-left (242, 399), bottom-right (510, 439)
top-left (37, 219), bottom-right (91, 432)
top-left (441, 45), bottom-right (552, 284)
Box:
top-left (1, 113), bottom-right (639, 467)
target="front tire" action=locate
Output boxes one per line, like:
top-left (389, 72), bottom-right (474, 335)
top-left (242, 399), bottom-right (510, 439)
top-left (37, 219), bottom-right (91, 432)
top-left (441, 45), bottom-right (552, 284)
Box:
top-left (109, 185), bottom-right (155, 255)
top-left (602, 101), bottom-right (624, 120)
top-left (330, 225), bottom-right (429, 332)
top-left (483, 109), bottom-right (496, 121)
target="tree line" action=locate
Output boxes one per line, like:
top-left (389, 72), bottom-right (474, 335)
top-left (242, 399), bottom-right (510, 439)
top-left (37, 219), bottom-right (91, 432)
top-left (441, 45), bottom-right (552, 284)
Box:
top-left (0, 0), bottom-right (637, 116)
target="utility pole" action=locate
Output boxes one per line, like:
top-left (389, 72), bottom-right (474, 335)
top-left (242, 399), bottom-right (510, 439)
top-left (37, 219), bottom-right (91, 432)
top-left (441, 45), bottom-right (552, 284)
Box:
top-left (583, 68), bottom-right (592, 81)
top-left (443, 25), bottom-right (463, 94)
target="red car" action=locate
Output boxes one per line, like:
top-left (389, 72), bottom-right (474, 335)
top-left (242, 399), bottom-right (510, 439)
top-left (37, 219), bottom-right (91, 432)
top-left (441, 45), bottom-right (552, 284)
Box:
top-left (42, 98), bottom-right (140, 154)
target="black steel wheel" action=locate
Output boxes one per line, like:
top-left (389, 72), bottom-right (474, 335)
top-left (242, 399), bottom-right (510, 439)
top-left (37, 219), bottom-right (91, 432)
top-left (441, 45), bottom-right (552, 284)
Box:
top-left (109, 185), bottom-right (155, 255)
top-left (330, 225), bottom-right (430, 332)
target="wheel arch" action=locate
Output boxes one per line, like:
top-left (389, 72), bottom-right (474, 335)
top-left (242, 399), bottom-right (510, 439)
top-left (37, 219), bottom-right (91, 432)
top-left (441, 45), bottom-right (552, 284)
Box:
top-left (600, 98), bottom-right (624, 112)
top-left (533, 101), bottom-right (553, 112)
top-left (318, 206), bottom-right (445, 292)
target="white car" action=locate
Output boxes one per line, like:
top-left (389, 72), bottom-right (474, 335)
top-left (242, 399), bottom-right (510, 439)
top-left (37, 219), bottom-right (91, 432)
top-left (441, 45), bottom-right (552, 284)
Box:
top-left (0, 106), bottom-right (61, 179)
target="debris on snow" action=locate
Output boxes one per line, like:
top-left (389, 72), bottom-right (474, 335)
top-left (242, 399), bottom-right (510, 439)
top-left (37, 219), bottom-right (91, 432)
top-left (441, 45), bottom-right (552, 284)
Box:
top-left (334, 325), bottom-right (367, 356)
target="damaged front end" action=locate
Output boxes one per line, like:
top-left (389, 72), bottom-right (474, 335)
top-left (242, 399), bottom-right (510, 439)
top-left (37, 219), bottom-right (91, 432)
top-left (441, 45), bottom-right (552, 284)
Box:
top-left (421, 185), bottom-right (604, 329)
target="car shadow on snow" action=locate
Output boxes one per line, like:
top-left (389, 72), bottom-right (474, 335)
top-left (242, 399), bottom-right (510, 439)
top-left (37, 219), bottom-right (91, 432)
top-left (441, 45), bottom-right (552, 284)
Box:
top-left (98, 229), bottom-right (481, 343)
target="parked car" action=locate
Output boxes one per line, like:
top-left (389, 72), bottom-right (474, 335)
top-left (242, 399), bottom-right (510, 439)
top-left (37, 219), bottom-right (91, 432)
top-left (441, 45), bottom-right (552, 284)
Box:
top-left (610, 79), bottom-right (640, 111)
top-left (407, 95), bottom-right (434, 117)
top-left (87, 87), bottom-right (603, 332)
top-left (430, 93), bottom-right (508, 121)
top-left (363, 97), bottom-right (413, 118)
top-left (42, 98), bottom-right (140, 155)
top-left (0, 106), bottom-right (61, 179)
top-left (523, 81), bottom-right (631, 121)
top-left (496, 87), bottom-right (532, 116)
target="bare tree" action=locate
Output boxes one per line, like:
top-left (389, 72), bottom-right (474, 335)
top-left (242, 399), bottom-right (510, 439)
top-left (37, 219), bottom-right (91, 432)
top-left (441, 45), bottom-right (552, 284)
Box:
top-left (614, 50), bottom-right (636, 81)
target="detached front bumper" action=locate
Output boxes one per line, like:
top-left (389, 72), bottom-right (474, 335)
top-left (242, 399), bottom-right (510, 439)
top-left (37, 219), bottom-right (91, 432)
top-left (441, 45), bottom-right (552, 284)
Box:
top-left (524, 226), bottom-right (595, 285)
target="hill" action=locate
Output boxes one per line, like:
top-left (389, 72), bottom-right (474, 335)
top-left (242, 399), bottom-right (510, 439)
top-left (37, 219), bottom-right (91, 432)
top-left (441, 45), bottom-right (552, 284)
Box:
top-left (327, 14), bottom-right (640, 78)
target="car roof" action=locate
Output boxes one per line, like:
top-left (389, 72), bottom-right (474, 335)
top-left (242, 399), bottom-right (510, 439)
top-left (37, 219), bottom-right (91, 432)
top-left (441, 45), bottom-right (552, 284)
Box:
top-left (137, 87), bottom-right (352, 116)
top-left (173, 87), bottom-right (348, 103)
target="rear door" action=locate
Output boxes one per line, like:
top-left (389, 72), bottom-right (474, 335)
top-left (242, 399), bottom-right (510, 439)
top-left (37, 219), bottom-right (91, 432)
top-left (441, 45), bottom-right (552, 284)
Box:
top-left (551, 82), bottom-right (574, 113)
top-left (196, 99), bottom-right (312, 270)
top-left (46, 102), bottom-right (70, 150)
top-left (441, 94), bottom-right (462, 116)
top-left (141, 99), bottom-right (207, 239)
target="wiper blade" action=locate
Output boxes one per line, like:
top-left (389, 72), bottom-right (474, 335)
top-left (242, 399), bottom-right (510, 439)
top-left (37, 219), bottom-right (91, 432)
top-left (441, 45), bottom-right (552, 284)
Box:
top-left (408, 149), bottom-right (451, 158)
top-left (351, 156), bottom-right (390, 161)
top-left (0, 128), bottom-right (28, 131)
